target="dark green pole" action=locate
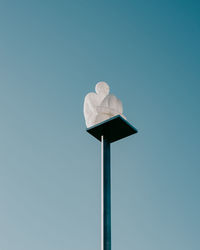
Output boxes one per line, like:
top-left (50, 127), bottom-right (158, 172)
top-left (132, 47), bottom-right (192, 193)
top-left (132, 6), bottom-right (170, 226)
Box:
top-left (101, 135), bottom-right (111, 250)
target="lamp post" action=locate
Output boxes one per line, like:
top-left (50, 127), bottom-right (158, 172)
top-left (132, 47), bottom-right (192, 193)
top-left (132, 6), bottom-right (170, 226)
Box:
top-left (87, 115), bottom-right (137, 250)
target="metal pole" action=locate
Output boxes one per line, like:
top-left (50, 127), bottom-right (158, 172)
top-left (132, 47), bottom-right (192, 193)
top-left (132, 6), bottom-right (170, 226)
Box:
top-left (101, 135), bottom-right (111, 250)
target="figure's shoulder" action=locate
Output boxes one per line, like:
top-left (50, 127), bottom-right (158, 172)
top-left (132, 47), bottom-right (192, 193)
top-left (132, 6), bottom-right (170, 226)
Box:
top-left (101, 94), bottom-right (120, 104)
top-left (84, 92), bottom-right (97, 100)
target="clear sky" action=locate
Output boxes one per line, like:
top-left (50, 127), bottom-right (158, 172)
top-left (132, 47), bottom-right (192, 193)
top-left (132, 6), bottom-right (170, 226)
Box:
top-left (0, 1), bottom-right (199, 250)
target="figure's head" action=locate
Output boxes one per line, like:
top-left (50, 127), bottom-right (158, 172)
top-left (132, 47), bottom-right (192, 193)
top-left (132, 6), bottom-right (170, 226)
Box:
top-left (95, 81), bottom-right (110, 96)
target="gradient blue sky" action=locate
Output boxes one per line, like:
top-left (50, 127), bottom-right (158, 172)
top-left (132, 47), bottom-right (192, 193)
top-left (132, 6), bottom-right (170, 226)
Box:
top-left (0, 1), bottom-right (200, 250)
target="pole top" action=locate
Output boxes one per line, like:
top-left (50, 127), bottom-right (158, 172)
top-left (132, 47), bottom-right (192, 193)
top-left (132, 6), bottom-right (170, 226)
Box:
top-left (86, 115), bottom-right (137, 143)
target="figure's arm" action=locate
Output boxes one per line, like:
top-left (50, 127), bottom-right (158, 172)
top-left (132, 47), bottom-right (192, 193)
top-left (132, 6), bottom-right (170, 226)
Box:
top-left (83, 93), bottom-right (99, 127)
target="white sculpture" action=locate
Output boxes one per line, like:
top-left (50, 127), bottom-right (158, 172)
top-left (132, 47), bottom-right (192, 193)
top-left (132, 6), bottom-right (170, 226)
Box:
top-left (84, 81), bottom-right (126, 128)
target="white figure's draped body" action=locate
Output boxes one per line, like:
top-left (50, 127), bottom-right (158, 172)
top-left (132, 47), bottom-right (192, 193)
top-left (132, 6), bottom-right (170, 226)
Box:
top-left (83, 81), bottom-right (126, 128)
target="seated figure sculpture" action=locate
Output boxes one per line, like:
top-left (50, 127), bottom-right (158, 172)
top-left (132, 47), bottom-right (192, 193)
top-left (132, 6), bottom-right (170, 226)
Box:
top-left (84, 81), bottom-right (126, 128)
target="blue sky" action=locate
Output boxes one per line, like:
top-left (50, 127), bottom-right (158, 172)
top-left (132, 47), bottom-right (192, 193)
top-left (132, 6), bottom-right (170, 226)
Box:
top-left (0, 1), bottom-right (199, 249)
